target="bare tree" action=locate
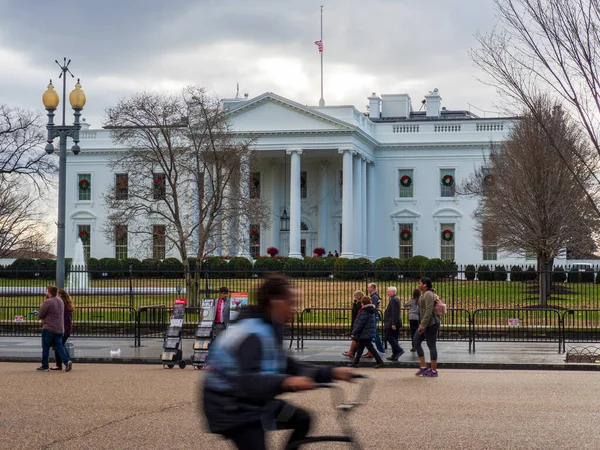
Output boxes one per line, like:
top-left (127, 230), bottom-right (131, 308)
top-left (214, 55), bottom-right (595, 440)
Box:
top-left (103, 87), bottom-right (270, 302)
top-left (472, 0), bottom-right (600, 215)
top-left (0, 176), bottom-right (53, 258)
top-left (0, 105), bottom-right (56, 189)
top-left (461, 99), bottom-right (599, 305)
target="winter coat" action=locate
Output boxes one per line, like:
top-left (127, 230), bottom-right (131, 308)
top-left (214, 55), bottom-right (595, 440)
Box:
top-left (383, 295), bottom-right (402, 330)
top-left (404, 298), bottom-right (419, 321)
top-left (419, 290), bottom-right (440, 328)
top-left (351, 304), bottom-right (378, 341)
top-left (202, 307), bottom-right (334, 434)
top-left (351, 300), bottom-right (362, 328)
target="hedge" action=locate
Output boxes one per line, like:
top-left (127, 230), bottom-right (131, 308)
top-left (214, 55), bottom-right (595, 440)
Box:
top-left (552, 266), bottom-right (567, 283)
top-left (305, 257), bottom-right (335, 278)
top-left (373, 257), bottom-right (401, 281)
top-left (227, 257), bottom-right (252, 278)
top-left (465, 264), bottom-right (476, 281)
top-left (254, 257), bottom-right (284, 275)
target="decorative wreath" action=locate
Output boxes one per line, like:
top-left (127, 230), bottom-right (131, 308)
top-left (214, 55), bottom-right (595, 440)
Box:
top-left (79, 230), bottom-right (89, 239)
top-left (250, 229), bottom-right (259, 237)
top-left (154, 228), bottom-right (163, 236)
top-left (441, 229), bottom-right (454, 241)
top-left (79, 179), bottom-right (90, 190)
top-left (153, 176), bottom-right (165, 185)
top-left (484, 174), bottom-right (494, 184)
top-left (441, 175), bottom-right (454, 187)
top-left (400, 175), bottom-right (412, 187)
top-left (117, 177), bottom-right (127, 186)
top-left (400, 229), bottom-right (412, 241)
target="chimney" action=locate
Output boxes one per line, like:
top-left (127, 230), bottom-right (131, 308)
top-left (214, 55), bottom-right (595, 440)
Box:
top-left (368, 93), bottom-right (381, 119)
top-left (80, 118), bottom-right (90, 130)
top-left (425, 88), bottom-right (442, 118)
top-left (381, 94), bottom-right (412, 118)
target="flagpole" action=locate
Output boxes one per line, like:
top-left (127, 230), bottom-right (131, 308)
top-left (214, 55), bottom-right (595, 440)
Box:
top-left (319, 5), bottom-right (325, 107)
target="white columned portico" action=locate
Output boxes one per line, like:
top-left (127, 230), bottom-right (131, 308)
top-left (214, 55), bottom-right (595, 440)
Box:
top-left (367, 161), bottom-right (376, 259)
top-left (318, 162), bottom-right (328, 250)
top-left (287, 148), bottom-right (303, 258)
top-left (361, 157), bottom-right (368, 258)
top-left (352, 153), bottom-right (362, 258)
top-left (339, 148), bottom-right (354, 258)
top-left (236, 155), bottom-right (251, 259)
top-left (270, 161), bottom-right (280, 252)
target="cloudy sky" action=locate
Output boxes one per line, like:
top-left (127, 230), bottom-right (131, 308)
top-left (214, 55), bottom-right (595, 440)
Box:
top-left (0, 0), bottom-right (505, 127)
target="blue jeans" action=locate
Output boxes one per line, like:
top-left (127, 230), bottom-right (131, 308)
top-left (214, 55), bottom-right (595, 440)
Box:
top-left (41, 329), bottom-right (70, 368)
top-left (374, 316), bottom-right (384, 353)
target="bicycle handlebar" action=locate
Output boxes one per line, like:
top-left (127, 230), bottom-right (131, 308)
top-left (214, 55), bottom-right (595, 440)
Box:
top-left (317, 373), bottom-right (368, 389)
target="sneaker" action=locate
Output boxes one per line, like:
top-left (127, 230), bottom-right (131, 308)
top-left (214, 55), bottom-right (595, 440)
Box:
top-left (36, 366), bottom-right (49, 372)
top-left (65, 361), bottom-right (73, 372)
top-left (415, 367), bottom-right (428, 377)
top-left (374, 363), bottom-right (385, 369)
top-left (386, 355), bottom-right (399, 361)
top-left (425, 369), bottom-right (438, 377)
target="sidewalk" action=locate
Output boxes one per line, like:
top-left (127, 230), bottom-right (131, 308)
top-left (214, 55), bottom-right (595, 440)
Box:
top-left (1, 336), bottom-right (599, 370)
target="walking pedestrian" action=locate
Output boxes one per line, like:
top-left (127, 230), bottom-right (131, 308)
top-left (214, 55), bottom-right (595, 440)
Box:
top-left (37, 285), bottom-right (72, 372)
top-left (414, 277), bottom-right (440, 377)
top-left (405, 288), bottom-right (420, 352)
top-left (51, 289), bottom-right (74, 371)
top-left (342, 290), bottom-right (364, 358)
top-left (349, 296), bottom-right (385, 369)
top-left (383, 286), bottom-right (404, 361)
top-left (364, 283), bottom-right (385, 357)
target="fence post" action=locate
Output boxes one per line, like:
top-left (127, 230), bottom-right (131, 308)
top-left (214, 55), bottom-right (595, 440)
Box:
top-left (452, 267), bottom-right (456, 325)
top-left (129, 264), bottom-right (134, 311)
top-left (134, 308), bottom-right (141, 347)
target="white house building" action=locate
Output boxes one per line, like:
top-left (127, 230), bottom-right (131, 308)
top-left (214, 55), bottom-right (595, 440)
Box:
top-left (64, 88), bottom-right (529, 266)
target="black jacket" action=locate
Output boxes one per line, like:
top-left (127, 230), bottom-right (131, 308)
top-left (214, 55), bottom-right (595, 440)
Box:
top-left (351, 300), bottom-right (362, 328)
top-left (351, 304), bottom-right (378, 341)
top-left (202, 307), bottom-right (334, 434)
top-left (383, 295), bottom-right (402, 329)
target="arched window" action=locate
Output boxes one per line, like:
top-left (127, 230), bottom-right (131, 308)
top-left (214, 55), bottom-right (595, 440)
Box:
top-left (301, 221), bottom-right (309, 231)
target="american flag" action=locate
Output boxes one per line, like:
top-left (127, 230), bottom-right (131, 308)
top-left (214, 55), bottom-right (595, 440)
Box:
top-left (314, 40), bottom-right (323, 53)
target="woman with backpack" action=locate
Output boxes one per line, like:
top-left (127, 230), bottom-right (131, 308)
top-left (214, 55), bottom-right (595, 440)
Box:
top-left (414, 277), bottom-right (440, 377)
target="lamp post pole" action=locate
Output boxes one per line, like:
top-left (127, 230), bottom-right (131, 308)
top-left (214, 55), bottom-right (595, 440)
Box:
top-left (42, 58), bottom-right (86, 289)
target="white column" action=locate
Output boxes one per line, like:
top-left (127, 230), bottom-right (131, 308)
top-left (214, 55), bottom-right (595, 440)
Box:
top-left (361, 157), bottom-right (367, 258)
top-left (339, 148), bottom-right (354, 258)
top-left (367, 161), bottom-right (376, 259)
top-left (236, 155), bottom-right (251, 259)
top-left (352, 153), bottom-right (362, 258)
top-left (318, 162), bottom-right (328, 250)
top-left (288, 149), bottom-right (303, 259)
top-left (271, 161), bottom-right (280, 253)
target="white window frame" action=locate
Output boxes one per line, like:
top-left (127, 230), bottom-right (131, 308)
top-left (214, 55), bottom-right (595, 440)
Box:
top-left (439, 222), bottom-right (456, 261)
top-left (75, 171), bottom-right (94, 206)
top-left (390, 208), bottom-right (420, 257)
top-left (395, 167), bottom-right (416, 205)
top-left (438, 167), bottom-right (457, 200)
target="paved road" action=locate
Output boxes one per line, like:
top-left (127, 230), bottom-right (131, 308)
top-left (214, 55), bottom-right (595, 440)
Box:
top-left (2, 363), bottom-right (599, 449)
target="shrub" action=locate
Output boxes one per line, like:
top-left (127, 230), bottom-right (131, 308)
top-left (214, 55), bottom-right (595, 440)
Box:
top-left (510, 265), bottom-right (523, 282)
top-left (313, 247), bottom-right (326, 257)
top-left (477, 265), bottom-right (492, 281)
top-left (568, 267), bottom-right (581, 283)
top-left (581, 267), bottom-right (595, 283)
top-left (552, 266), bottom-right (567, 283)
top-left (373, 257), bottom-right (401, 281)
top-left (201, 257), bottom-right (229, 278)
top-left (162, 258), bottom-right (184, 278)
top-left (595, 271), bottom-right (600, 284)
top-left (404, 255), bottom-right (429, 279)
top-left (465, 264), bottom-right (476, 281)
top-left (305, 257), bottom-right (333, 277)
top-left (334, 258), bottom-right (371, 280)
top-left (266, 247), bottom-right (279, 258)
top-left (227, 257), bottom-right (252, 278)
top-left (493, 265), bottom-right (508, 281)
top-left (284, 258), bottom-right (306, 278)
top-left (443, 260), bottom-right (458, 278)
top-left (423, 258), bottom-right (445, 281)
top-left (254, 257), bottom-right (283, 275)
top-left (525, 266), bottom-right (538, 281)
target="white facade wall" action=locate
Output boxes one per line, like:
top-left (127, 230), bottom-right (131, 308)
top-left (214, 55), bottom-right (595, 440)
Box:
top-left (63, 91), bottom-right (534, 266)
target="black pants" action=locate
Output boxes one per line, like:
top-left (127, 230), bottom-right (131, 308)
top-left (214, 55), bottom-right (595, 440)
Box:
top-left (54, 334), bottom-right (70, 368)
top-left (354, 339), bottom-right (384, 365)
top-left (385, 327), bottom-right (403, 356)
top-left (413, 322), bottom-right (440, 360)
top-left (409, 320), bottom-right (419, 347)
top-left (223, 402), bottom-right (311, 450)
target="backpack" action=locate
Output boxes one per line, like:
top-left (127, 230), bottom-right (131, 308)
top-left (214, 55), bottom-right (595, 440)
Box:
top-left (433, 294), bottom-right (447, 316)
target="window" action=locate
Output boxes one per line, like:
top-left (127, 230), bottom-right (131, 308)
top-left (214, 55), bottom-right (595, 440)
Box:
top-left (481, 168), bottom-right (492, 196)
top-left (300, 171), bottom-right (307, 199)
top-left (153, 225), bottom-right (166, 259)
top-left (115, 174), bottom-right (128, 200)
top-left (482, 227), bottom-right (497, 261)
top-left (77, 225), bottom-right (91, 260)
top-left (440, 168), bottom-right (456, 198)
top-left (250, 224), bottom-right (260, 258)
top-left (440, 223), bottom-right (455, 261)
top-left (153, 173), bottom-right (166, 200)
top-left (115, 225), bottom-right (128, 260)
top-left (78, 173), bottom-right (91, 201)
top-left (398, 223), bottom-right (414, 259)
top-left (398, 169), bottom-right (414, 198)
top-left (250, 172), bottom-right (261, 199)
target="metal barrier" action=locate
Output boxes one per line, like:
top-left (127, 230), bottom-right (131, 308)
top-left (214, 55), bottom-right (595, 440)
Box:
top-left (472, 308), bottom-right (563, 353)
top-left (561, 309), bottom-right (600, 353)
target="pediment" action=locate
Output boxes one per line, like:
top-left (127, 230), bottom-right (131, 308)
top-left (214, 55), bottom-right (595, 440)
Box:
top-left (432, 207), bottom-right (462, 218)
top-left (390, 208), bottom-right (420, 219)
top-left (70, 209), bottom-right (97, 219)
top-left (227, 93), bottom-right (353, 133)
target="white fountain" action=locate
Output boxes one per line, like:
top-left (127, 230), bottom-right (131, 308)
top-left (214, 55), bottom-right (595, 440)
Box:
top-left (68, 238), bottom-right (89, 290)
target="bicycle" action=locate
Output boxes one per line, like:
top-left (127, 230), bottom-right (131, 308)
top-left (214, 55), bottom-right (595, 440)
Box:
top-left (286, 373), bottom-right (374, 449)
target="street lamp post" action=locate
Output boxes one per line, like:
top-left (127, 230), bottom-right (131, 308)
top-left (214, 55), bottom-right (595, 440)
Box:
top-left (42, 58), bottom-right (87, 288)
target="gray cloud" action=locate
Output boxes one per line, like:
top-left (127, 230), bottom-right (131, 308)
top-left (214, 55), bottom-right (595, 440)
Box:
top-left (0, 0), bottom-right (504, 126)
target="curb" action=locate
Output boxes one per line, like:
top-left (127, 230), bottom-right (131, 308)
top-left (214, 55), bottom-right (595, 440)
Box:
top-left (1, 356), bottom-right (599, 371)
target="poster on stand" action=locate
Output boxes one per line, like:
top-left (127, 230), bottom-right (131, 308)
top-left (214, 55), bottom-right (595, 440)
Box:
top-left (229, 292), bottom-right (248, 321)
top-left (201, 299), bottom-right (217, 321)
top-left (171, 298), bottom-right (187, 327)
